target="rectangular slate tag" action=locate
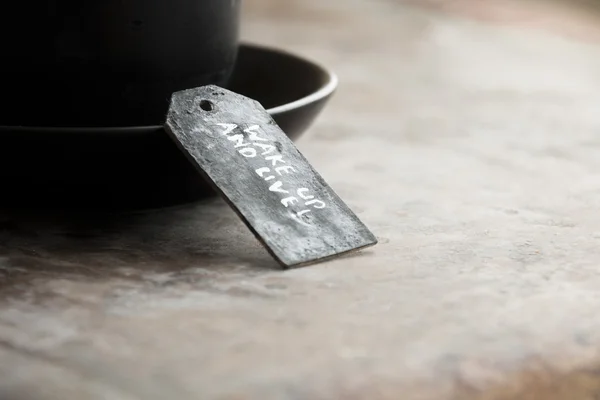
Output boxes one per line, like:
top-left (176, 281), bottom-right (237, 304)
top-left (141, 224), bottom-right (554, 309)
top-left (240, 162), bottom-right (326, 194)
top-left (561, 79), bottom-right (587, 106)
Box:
top-left (164, 85), bottom-right (377, 268)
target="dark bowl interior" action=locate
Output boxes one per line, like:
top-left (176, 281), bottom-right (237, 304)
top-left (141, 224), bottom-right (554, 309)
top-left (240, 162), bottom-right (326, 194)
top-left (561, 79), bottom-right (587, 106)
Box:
top-left (0, 43), bottom-right (337, 211)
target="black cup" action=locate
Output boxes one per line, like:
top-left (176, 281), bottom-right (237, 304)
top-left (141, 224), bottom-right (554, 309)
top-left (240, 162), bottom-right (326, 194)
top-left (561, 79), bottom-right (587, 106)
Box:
top-left (0, 0), bottom-right (240, 127)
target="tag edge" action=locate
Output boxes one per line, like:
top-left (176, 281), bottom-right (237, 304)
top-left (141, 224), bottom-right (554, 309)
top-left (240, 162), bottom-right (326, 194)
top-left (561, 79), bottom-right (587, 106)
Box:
top-left (283, 238), bottom-right (378, 269)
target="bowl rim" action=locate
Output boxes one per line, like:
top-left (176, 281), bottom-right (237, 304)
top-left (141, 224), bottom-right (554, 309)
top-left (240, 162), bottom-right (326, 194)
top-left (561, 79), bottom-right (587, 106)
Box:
top-left (260, 44), bottom-right (338, 116)
top-left (0, 42), bottom-right (338, 133)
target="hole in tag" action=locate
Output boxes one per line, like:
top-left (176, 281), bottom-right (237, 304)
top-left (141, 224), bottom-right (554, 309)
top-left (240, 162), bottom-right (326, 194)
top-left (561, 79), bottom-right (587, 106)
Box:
top-left (199, 100), bottom-right (214, 112)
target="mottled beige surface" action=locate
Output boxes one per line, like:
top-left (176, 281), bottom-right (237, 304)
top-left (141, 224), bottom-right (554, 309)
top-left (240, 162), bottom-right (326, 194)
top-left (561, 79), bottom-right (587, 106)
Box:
top-left (4, 1), bottom-right (600, 399)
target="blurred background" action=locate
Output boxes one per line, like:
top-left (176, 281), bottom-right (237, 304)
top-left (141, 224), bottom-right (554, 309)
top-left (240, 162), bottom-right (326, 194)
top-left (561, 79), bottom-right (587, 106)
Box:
top-left (240, 0), bottom-right (600, 126)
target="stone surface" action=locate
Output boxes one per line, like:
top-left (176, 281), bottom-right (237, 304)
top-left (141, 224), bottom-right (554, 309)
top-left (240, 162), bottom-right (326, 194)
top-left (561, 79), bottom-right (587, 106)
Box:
top-left (3, 0), bottom-right (600, 399)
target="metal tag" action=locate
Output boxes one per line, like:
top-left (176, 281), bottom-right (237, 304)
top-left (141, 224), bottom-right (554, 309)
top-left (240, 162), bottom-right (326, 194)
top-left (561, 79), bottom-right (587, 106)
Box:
top-left (164, 85), bottom-right (377, 268)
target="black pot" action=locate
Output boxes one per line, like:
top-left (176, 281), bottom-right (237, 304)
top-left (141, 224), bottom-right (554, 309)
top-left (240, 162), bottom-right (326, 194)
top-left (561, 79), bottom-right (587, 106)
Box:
top-left (0, 0), bottom-right (241, 127)
top-left (0, 43), bottom-right (338, 212)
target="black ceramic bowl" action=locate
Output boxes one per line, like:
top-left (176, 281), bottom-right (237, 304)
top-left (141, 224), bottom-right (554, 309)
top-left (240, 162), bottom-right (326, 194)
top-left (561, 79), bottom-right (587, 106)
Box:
top-left (0, 43), bottom-right (338, 210)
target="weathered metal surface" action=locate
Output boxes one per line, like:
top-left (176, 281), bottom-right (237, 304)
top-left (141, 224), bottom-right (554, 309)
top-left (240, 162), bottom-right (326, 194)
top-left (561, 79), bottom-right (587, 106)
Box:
top-left (164, 86), bottom-right (377, 268)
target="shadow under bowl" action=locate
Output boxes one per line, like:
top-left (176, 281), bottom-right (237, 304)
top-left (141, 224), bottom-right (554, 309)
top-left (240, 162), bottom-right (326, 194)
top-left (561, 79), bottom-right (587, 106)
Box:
top-left (0, 43), bottom-right (338, 211)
